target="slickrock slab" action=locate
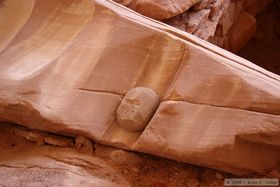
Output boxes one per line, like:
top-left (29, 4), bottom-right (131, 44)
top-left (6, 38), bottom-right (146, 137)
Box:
top-left (134, 101), bottom-right (280, 174)
top-left (0, 0), bottom-right (35, 52)
top-left (0, 0), bottom-right (279, 175)
top-left (164, 43), bottom-right (280, 115)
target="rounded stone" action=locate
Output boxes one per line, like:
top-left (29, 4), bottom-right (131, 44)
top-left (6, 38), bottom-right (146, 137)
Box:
top-left (116, 87), bottom-right (159, 131)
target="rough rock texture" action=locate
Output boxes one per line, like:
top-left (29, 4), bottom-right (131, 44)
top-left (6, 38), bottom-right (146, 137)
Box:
top-left (209, 0), bottom-right (271, 52)
top-left (130, 0), bottom-right (201, 20)
top-left (1, 123), bottom-right (280, 186)
top-left (74, 136), bottom-right (95, 154)
top-left (238, 3), bottom-right (280, 75)
top-left (0, 124), bottom-right (130, 187)
top-left (117, 87), bottom-right (159, 131)
top-left (115, 0), bottom-right (271, 52)
top-left (0, 0), bottom-right (280, 176)
top-left (165, 0), bottom-right (231, 42)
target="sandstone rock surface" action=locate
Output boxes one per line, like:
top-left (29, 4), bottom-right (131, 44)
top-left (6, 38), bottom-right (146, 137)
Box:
top-left (166, 0), bottom-right (271, 52)
top-left (0, 0), bottom-right (279, 175)
top-left (131, 0), bottom-right (201, 20)
top-left (7, 123), bottom-right (279, 186)
top-left (0, 124), bottom-right (130, 187)
top-left (116, 0), bottom-right (271, 52)
top-left (117, 87), bottom-right (159, 131)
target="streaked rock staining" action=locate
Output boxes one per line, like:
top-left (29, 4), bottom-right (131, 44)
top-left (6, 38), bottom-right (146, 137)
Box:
top-left (0, 0), bottom-right (279, 186)
top-left (117, 0), bottom-right (271, 52)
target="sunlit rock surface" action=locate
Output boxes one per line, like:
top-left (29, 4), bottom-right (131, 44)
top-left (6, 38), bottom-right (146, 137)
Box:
top-left (0, 0), bottom-right (279, 177)
top-left (116, 0), bottom-right (271, 52)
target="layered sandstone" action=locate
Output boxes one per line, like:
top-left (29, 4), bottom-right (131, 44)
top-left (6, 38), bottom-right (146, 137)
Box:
top-left (0, 0), bottom-right (279, 177)
top-left (115, 0), bottom-right (271, 52)
top-left (4, 123), bottom-right (278, 186)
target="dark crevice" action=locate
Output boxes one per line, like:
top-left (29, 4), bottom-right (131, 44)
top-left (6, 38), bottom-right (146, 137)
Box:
top-left (238, 1), bottom-right (280, 76)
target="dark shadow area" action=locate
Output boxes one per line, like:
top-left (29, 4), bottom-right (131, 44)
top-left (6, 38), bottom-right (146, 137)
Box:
top-left (238, 1), bottom-right (280, 75)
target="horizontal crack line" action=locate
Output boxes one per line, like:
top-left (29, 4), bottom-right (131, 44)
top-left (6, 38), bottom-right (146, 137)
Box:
top-left (163, 99), bottom-right (280, 116)
top-left (77, 88), bottom-right (124, 96)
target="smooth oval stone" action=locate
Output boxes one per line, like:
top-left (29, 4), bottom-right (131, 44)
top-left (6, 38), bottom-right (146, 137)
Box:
top-left (116, 87), bottom-right (159, 131)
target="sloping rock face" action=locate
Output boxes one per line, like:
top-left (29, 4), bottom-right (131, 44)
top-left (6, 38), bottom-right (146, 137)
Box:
top-left (116, 0), bottom-right (271, 52)
top-left (0, 0), bottom-right (280, 176)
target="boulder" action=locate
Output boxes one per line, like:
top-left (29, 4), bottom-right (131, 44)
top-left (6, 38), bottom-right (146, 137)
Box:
top-left (116, 87), bottom-right (159, 131)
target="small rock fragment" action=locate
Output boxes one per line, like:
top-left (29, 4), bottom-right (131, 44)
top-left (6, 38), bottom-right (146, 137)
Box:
top-left (193, 0), bottom-right (212, 10)
top-left (132, 0), bottom-right (201, 20)
top-left (44, 135), bottom-right (74, 147)
top-left (74, 136), bottom-right (95, 154)
top-left (188, 178), bottom-right (199, 187)
top-left (113, 0), bottom-right (132, 6)
top-left (110, 149), bottom-right (143, 166)
top-left (209, 0), bottom-right (224, 20)
top-left (186, 9), bottom-right (211, 33)
top-left (12, 128), bottom-right (45, 146)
